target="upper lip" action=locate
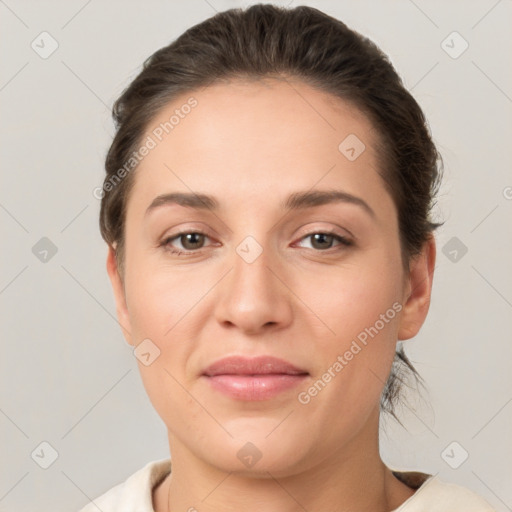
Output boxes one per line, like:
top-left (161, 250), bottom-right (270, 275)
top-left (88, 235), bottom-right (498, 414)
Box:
top-left (202, 355), bottom-right (308, 376)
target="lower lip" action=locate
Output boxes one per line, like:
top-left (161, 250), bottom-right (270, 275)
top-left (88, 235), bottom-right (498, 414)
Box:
top-left (203, 374), bottom-right (308, 401)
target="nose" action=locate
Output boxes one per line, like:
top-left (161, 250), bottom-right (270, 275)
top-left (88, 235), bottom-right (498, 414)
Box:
top-left (213, 237), bottom-right (294, 335)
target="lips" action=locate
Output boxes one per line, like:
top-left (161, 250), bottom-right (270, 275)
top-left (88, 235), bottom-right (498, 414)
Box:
top-left (201, 355), bottom-right (309, 401)
top-left (202, 355), bottom-right (308, 376)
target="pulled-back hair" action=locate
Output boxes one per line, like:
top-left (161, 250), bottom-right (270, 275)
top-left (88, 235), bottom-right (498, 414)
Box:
top-left (99, 4), bottom-right (443, 422)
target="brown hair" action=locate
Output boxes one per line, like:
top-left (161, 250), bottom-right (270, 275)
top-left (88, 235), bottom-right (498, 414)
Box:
top-left (99, 4), bottom-right (443, 422)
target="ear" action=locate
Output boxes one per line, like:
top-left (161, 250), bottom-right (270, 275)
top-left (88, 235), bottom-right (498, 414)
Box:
top-left (106, 245), bottom-right (133, 346)
top-left (398, 235), bottom-right (436, 341)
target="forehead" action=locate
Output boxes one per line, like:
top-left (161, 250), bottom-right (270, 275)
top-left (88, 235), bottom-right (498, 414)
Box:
top-left (147, 77), bottom-right (380, 159)
top-left (126, 77), bottom-right (392, 219)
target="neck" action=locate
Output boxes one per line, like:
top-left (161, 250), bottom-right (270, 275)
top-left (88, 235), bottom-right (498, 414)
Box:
top-left (153, 409), bottom-right (415, 512)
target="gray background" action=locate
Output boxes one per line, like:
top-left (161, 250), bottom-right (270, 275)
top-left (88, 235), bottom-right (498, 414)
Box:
top-left (1, 1), bottom-right (511, 511)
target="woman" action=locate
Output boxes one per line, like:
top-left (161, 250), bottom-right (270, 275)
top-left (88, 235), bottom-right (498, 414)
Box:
top-left (81, 4), bottom-right (495, 511)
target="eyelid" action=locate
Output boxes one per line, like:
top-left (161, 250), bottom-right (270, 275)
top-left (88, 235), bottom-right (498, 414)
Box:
top-left (160, 229), bottom-right (216, 249)
top-left (292, 229), bottom-right (353, 250)
top-left (160, 226), bottom-right (350, 242)
top-left (294, 224), bottom-right (353, 242)
top-left (160, 226), bottom-right (353, 256)
top-left (159, 222), bottom-right (215, 242)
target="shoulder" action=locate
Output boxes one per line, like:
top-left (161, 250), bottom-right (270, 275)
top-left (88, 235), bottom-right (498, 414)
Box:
top-left (391, 471), bottom-right (496, 512)
top-left (77, 458), bottom-right (172, 512)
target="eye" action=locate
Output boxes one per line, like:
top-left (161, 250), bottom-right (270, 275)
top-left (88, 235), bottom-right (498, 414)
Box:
top-left (160, 231), bottom-right (212, 255)
top-left (295, 231), bottom-right (352, 251)
top-left (160, 229), bottom-right (352, 256)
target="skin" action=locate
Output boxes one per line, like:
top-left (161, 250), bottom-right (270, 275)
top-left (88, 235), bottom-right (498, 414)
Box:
top-left (107, 77), bottom-right (436, 512)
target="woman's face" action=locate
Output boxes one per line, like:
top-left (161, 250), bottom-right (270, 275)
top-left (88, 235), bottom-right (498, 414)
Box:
top-left (108, 78), bottom-right (434, 476)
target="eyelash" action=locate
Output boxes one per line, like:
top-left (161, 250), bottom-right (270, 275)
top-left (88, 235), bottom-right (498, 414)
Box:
top-left (159, 229), bottom-right (353, 256)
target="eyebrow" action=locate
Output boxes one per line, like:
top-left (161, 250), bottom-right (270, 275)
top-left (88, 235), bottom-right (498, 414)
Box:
top-left (145, 189), bottom-right (376, 218)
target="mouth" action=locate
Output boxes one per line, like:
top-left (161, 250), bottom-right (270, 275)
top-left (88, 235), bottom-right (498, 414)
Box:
top-left (201, 355), bottom-right (309, 401)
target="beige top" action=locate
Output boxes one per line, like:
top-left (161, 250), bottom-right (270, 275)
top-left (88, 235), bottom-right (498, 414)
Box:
top-left (78, 458), bottom-right (496, 512)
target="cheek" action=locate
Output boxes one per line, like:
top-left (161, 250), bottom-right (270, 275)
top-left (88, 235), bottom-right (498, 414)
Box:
top-left (123, 255), bottom-right (203, 426)
top-left (302, 260), bottom-right (403, 348)
top-left (124, 249), bottom-right (200, 341)
top-left (295, 255), bottom-right (403, 406)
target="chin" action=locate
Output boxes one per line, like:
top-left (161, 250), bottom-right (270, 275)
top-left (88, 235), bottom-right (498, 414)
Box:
top-left (197, 423), bottom-right (314, 477)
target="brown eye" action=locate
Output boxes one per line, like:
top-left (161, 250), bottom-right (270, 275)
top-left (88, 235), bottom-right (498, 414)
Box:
top-left (177, 232), bottom-right (206, 250)
top-left (310, 233), bottom-right (335, 250)
top-left (297, 232), bottom-right (352, 251)
top-left (161, 231), bottom-right (211, 255)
